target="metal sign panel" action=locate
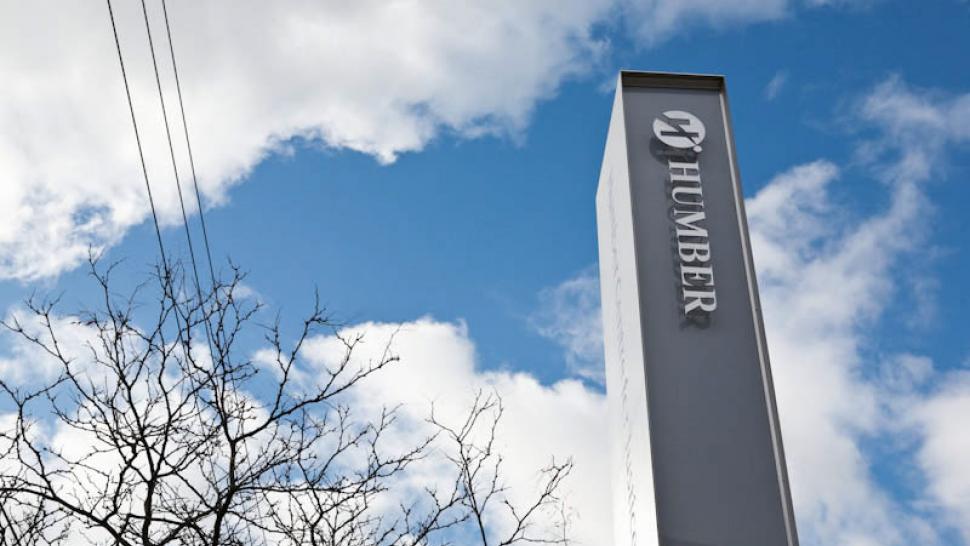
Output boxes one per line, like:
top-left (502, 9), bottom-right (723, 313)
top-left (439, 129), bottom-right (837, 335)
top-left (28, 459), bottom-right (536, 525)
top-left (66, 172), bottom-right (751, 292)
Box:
top-left (596, 72), bottom-right (798, 546)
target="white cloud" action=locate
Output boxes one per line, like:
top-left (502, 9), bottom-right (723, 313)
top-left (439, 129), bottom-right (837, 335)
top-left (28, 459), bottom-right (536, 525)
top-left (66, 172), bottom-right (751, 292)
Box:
top-left (619, 0), bottom-right (788, 44)
top-left (748, 158), bottom-right (930, 543)
top-left (858, 76), bottom-right (970, 166)
top-left (0, 0), bottom-right (612, 281)
top-left (530, 266), bottom-right (605, 383)
top-left (910, 371), bottom-right (970, 542)
top-left (299, 318), bottom-right (612, 545)
top-left (746, 77), bottom-right (970, 544)
top-left (0, 308), bottom-right (101, 386)
top-left (804, 0), bottom-right (877, 8)
top-left (765, 70), bottom-right (790, 100)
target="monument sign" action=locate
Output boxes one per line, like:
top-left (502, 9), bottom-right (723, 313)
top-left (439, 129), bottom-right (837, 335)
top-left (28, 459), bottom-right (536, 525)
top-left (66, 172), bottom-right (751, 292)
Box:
top-left (596, 71), bottom-right (799, 546)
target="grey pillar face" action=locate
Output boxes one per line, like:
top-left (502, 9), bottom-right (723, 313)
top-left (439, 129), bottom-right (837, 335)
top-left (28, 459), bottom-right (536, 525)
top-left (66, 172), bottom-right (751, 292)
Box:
top-left (596, 73), bottom-right (798, 546)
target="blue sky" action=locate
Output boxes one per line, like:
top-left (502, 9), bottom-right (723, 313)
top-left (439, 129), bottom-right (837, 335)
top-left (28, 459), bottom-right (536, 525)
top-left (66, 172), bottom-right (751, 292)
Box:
top-left (2, 1), bottom-right (970, 544)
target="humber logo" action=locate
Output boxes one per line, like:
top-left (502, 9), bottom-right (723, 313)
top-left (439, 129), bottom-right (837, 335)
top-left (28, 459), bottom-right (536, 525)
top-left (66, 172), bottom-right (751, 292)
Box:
top-left (653, 110), bottom-right (706, 152)
top-left (653, 109), bottom-right (717, 316)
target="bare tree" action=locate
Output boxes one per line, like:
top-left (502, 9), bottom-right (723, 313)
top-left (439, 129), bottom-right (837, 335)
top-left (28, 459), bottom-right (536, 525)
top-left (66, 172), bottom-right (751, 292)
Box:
top-left (0, 257), bottom-right (572, 546)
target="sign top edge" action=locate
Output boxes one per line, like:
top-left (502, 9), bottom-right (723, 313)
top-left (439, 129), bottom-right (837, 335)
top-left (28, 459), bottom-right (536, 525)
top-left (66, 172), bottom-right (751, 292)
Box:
top-left (620, 70), bottom-right (725, 91)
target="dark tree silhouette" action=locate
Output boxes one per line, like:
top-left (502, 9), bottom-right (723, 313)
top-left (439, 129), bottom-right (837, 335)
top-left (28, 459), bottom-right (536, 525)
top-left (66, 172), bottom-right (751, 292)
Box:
top-left (0, 258), bottom-right (572, 546)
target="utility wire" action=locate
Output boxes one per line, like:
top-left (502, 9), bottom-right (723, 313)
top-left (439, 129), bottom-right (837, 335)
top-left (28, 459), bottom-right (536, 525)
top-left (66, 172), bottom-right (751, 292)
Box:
top-left (106, 0), bottom-right (169, 270)
top-left (138, 0), bottom-right (214, 351)
top-left (106, 0), bottom-right (188, 354)
top-left (108, 6), bottom-right (285, 542)
top-left (161, 0), bottom-right (218, 294)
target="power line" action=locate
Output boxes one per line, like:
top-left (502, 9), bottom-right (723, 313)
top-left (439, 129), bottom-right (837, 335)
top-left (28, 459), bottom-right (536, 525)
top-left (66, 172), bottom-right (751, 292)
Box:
top-left (106, 0), bottom-right (169, 270)
top-left (108, 4), bottom-right (243, 535)
top-left (138, 0), bottom-right (211, 328)
top-left (106, 0), bottom-right (190, 355)
top-left (161, 0), bottom-right (218, 293)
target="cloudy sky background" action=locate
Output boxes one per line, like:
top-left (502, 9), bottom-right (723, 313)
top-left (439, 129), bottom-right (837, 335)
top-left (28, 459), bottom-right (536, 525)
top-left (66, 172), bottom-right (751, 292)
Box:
top-left (1, 0), bottom-right (969, 544)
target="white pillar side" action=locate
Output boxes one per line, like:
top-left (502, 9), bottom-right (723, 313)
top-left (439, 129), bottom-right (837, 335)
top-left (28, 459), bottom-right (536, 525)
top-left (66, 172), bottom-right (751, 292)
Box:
top-left (595, 77), bottom-right (660, 546)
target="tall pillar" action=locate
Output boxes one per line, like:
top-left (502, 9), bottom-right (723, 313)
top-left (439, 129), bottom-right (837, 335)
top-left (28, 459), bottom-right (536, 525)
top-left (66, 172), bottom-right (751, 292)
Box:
top-left (596, 71), bottom-right (798, 546)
